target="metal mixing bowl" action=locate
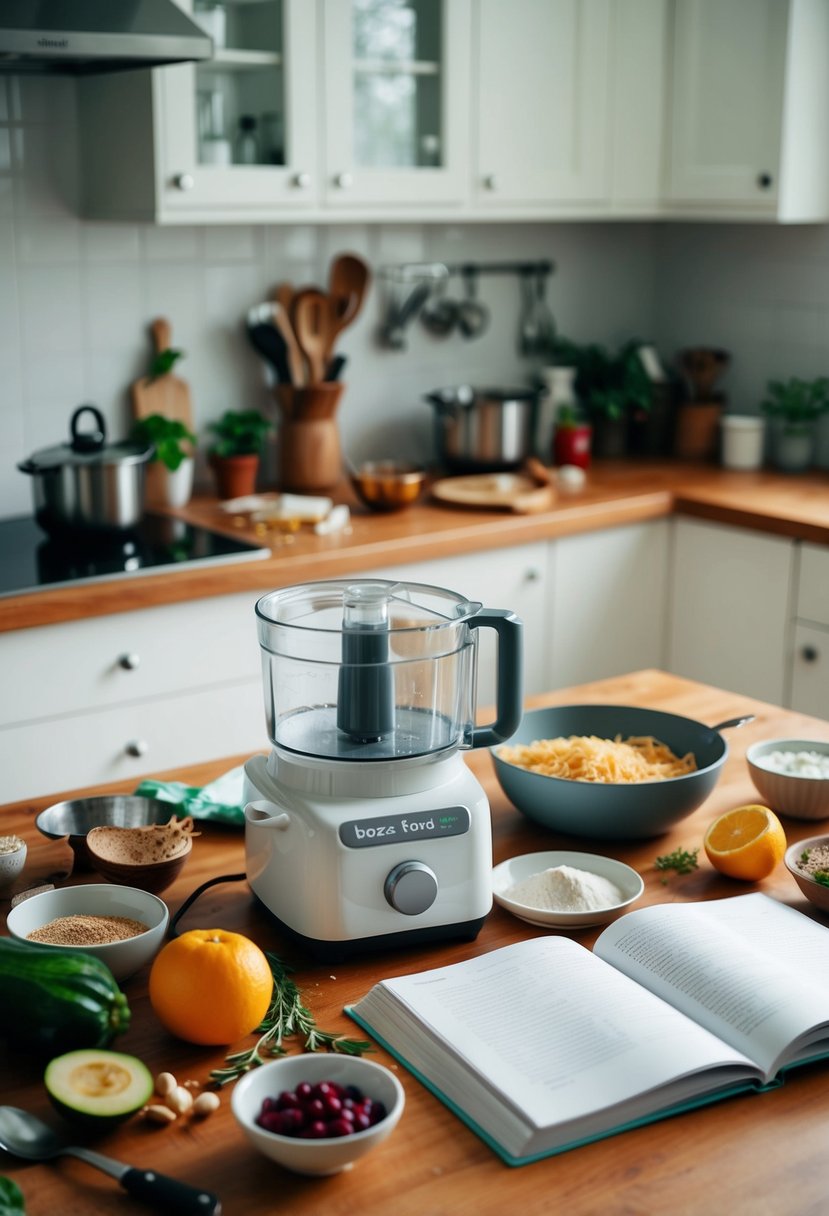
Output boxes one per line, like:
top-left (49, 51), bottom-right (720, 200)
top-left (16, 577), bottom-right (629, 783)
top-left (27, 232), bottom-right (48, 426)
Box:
top-left (35, 795), bottom-right (177, 870)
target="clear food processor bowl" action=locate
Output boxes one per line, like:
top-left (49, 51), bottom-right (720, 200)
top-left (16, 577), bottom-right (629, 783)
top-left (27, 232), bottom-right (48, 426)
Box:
top-left (255, 579), bottom-right (523, 763)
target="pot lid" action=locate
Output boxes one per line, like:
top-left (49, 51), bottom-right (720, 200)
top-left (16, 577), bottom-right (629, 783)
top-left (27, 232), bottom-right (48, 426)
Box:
top-left (20, 404), bottom-right (153, 473)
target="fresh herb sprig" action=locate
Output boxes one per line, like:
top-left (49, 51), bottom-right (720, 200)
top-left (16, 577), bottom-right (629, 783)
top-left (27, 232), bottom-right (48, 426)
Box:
top-left (654, 847), bottom-right (699, 882)
top-left (209, 952), bottom-right (372, 1087)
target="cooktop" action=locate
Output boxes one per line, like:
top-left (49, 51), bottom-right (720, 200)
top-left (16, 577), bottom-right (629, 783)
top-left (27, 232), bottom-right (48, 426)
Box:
top-left (0, 514), bottom-right (270, 599)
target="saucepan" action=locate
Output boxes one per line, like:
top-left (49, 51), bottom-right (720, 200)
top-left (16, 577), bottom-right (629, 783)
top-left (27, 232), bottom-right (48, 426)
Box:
top-left (425, 385), bottom-right (545, 471)
top-left (491, 705), bottom-right (754, 840)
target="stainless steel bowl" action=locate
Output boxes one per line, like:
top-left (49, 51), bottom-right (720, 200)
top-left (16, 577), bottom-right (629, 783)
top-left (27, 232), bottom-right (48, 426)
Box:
top-left (35, 795), bottom-right (177, 870)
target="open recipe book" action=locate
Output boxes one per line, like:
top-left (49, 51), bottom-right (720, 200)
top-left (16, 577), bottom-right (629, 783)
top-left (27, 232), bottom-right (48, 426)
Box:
top-left (346, 894), bottom-right (829, 1166)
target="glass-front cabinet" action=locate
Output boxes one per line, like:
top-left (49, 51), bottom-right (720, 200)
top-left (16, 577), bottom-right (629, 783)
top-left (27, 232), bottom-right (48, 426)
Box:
top-left (322, 0), bottom-right (471, 208)
top-left (158, 0), bottom-right (319, 215)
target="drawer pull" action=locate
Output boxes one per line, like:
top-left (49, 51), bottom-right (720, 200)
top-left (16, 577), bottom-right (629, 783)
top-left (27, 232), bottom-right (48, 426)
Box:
top-left (118, 653), bottom-right (141, 671)
top-left (125, 739), bottom-right (149, 758)
top-left (801, 645), bottom-right (819, 664)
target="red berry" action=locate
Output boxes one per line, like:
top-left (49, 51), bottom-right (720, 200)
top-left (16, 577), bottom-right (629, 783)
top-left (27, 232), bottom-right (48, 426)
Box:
top-left (276, 1091), bottom-right (300, 1111)
top-left (326, 1118), bottom-right (353, 1138)
top-left (295, 1081), bottom-right (313, 1100)
top-left (353, 1112), bottom-right (371, 1131)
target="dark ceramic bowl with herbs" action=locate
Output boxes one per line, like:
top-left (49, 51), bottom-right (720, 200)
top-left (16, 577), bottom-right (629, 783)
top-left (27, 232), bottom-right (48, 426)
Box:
top-left (784, 835), bottom-right (829, 913)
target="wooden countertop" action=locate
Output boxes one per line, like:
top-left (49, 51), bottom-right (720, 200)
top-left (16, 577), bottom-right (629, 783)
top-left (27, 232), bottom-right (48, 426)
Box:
top-left (2, 461), bottom-right (827, 634)
top-left (3, 670), bottom-right (829, 1215)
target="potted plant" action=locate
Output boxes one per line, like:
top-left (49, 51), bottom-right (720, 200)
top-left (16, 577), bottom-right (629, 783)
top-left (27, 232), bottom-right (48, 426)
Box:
top-left (761, 376), bottom-right (829, 472)
top-left (130, 414), bottom-right (198, 509)
top-left (565, 340), bottom-right (653, 459)
top-left (207, 409), bottom-right (273, 500)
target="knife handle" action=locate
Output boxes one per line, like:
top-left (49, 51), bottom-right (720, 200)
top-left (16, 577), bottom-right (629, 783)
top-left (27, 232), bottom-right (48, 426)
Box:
top-left (121, 1166), bottom-right (222, 1214)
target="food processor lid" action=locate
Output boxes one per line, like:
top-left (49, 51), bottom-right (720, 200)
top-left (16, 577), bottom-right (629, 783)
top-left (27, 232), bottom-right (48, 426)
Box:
top-left (255, 578), bottom-right (483, 636)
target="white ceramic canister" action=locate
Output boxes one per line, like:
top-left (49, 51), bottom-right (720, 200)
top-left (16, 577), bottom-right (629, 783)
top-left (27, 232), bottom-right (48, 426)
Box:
top-left (720, 414), bottom-right (765, 471)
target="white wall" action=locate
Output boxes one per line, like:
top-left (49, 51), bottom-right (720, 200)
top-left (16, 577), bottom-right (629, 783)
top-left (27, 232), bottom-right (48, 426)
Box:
top-left (0, 74), bottom-right (659, 517)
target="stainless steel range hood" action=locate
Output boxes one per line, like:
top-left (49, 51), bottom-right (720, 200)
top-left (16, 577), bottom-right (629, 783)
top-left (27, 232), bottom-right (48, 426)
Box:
top-left (0, 1), bottom-right (213, 75)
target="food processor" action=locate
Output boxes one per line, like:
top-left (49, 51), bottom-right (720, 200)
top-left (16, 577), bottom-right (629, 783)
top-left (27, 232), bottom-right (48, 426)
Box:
top-left (243, 579), bottom-right (523, 960)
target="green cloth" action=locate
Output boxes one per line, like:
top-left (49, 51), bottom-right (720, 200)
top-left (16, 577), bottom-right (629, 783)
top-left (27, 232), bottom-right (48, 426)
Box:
top-left (134, 764), bottom-right (246, 827)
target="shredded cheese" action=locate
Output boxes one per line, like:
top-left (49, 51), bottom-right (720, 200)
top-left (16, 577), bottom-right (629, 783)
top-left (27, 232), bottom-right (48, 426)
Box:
top-left (498, 734), bottom-right (697, 784)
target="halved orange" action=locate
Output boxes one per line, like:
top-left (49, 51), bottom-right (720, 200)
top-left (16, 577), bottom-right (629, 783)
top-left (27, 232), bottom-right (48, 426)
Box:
top-left (703, 805), bottom-right (786, 881)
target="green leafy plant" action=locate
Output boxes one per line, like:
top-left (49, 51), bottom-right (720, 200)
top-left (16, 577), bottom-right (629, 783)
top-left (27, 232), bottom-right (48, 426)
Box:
top-left (209, 952), bottom-right (372, 1087)
top-left (148, 347), bottom-right (184, 380)
top-left (130, 414), bottom-right (197, 472)
top-left (0, 1177), bottom-right (26, 1216)
top-left (761, 376), bottom-right (829, 433)
top-left (654, 847), bottom-right (699, 882)
top-left (556, 339), bottom-right (653, 421)
top-left (208, 409), bottom-right (272, 459)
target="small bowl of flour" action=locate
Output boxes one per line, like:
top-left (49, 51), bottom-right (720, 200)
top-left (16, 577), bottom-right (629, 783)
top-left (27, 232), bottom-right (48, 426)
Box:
top-left (492, 851), bottom-right (644, 928)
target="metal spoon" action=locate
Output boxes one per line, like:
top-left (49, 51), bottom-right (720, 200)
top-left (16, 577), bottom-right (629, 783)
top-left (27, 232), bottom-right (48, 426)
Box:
top-left (711, 715), bottom-right (755, 733)
top-left (0, 1106), bottom-right (222, 1215)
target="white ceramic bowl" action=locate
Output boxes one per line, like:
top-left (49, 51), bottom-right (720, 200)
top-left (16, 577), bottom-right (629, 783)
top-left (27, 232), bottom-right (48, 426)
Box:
top-left (784, 834), bottom-right (829, 914)
top-left (0, 837), bottom-right (27, 891)
top-left (5, 883), bottom-right (169, 981)
top-left (492, 850), bottom-right (644, 929)
top-left (747, 738), bottom-right (829, 820)
top-left (231, 1054), bottom-right (405, 1177)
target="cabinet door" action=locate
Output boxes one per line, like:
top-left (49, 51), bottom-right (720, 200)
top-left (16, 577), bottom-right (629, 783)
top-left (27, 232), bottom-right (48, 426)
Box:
top-left (667, 518), bottom-right (793, 704)
top-left (159, 0), bottom-right (319, 216)
top-left (548, 521), bottom-right (669, 689)
top-left (790, 622), bottom-right (829, 719)
top-left (322, 0), bottom-right (471, 208)
top-left (366, 544), bottom-right (550, 709)
top-left (474, 0), bottom-right (610, 206)
top-left (666, 0), bottom-right (786, 207)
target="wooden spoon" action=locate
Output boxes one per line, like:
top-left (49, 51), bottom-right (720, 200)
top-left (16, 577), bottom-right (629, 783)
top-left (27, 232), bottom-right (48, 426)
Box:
top-left (290, 289), bottom-right (335, 384)
top-left (328, 253), bottom-right (371, 325)
top-left (271, 302), bottom-right (306, 387)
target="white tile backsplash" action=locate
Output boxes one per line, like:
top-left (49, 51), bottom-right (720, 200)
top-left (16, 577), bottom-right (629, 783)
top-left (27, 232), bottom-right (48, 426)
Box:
top-left (3, 75), bottom-right (829, 517)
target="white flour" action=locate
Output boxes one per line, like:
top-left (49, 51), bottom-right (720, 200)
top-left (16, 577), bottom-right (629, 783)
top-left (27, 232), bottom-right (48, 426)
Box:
top-left (505, 864), bottom-right (623, 912)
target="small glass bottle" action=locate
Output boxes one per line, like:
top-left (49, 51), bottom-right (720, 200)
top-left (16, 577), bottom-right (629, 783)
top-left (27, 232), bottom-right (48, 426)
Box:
top-left (235, 115), bottom-right (260, 165)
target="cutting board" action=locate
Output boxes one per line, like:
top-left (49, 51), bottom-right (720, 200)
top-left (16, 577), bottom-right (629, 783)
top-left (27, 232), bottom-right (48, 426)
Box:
top-left (130, 318), bottom-right (194, 427)
top-left (431, 472), bottom-right (556, 514)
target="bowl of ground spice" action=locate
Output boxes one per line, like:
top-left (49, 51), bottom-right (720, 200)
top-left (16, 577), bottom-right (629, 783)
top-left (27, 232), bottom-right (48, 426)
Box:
top-left (6, 883), bottom-right (169, 981)
top-left (784, 835), bottom-right (829, 913)
top-left (491, 850), bottom-right (644, 929)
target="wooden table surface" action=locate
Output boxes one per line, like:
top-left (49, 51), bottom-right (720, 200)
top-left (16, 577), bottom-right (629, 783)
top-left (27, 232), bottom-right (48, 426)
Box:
top-left (3, 670), bottom-right (829, 1216)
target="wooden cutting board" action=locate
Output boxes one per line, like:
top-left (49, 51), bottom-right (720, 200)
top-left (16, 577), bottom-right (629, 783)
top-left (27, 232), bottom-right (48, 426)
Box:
top-left (430, 472), bottom-right (556, 514)
top-left (130, 317), bottom-right (194, 426)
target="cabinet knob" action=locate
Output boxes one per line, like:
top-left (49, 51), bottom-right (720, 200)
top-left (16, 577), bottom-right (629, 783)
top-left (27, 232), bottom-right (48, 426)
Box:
top-left (483, 173), bottom-right (497, 191)
top-left (173, 173), bottom-right (195, 192)
top-left (757, 172), bottom-right (773, 189)
top-left (292, 171), bottom-right (311, 189)
top-left (334, 171), bottom-right (354, 189)
top-left (801, 645), bottom-right (820, 663)
top-left (524, 567), bottom-right (542, 583)
top-left (125, 739), bottom-right (149, 758)
top-left (117, 652), bottom-right (141, 671)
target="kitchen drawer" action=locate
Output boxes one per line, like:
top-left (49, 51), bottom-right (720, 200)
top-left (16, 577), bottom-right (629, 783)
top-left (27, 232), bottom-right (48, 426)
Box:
top-left (0, 677), bottom-right (268, 805)
top-left (797, 543), bottom-right (829, 627)
top-left (789, 622), bottom-right (829, 721)
top-left (0, 592), bottom-right (262, 730)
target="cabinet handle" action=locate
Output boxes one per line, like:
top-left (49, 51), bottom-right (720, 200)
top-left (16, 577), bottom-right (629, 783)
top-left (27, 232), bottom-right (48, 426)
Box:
top-left (334, 171), bottom-right (354, 189)
top-left (483, 173), bottom-right (497, 191)
top-left (757, 172), bottom-right (773, 189)
top-left (292, 171), bottom-right (311, 189)
top-left (173, 173), bottom-right (195, 192)
top-left (117, 653), bottom-right (141, 671)
top-left (125, 739), bottom-right (149, 758)
top-left (801, 645), bottom-right (819, 663)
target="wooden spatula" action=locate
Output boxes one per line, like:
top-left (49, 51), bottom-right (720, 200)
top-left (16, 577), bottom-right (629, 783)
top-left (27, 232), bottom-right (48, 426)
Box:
top-left (131, 318), bottom-right (194, 427)
top-left (290, 289), bottom-right (336, 384)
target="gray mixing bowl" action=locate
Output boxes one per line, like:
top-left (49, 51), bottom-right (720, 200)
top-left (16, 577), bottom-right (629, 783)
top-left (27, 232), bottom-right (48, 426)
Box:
top-left (491, 705), bottom-right (743, 840)
top-left (36, 795), bottom-right (177, 869)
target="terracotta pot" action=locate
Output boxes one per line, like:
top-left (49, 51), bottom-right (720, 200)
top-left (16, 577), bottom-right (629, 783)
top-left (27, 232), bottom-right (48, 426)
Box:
top-left (210, 453), bottom-right (260, 500)
top-left (674, 402), bottom-right (721, 460)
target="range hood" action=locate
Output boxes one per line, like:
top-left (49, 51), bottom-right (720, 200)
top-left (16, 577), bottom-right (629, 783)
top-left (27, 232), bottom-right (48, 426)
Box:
top-left (0, 1), bottom-right (213, 75)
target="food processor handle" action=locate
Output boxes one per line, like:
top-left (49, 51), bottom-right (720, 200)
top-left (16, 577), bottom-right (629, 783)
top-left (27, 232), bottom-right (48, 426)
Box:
top-left (468, 609), bottom-right (524, 748)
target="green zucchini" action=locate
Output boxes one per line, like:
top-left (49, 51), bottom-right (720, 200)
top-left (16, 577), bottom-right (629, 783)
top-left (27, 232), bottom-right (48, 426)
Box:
top-left (0, 937), bottom-right (130, 1054)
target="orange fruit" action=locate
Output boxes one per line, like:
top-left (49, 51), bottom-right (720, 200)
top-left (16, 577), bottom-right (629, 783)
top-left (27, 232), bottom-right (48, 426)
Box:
top-left (148, 929), bottom-right (273, 1046)
top-left (703, 805), bottom-right (787, 881)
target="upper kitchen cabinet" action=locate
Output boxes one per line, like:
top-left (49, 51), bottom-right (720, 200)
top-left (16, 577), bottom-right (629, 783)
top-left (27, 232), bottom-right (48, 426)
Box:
top-left (321, 0), bottom-right (471, 210)
top-left (473, 0), bottom-right (611, 210)
top-left (79, 0), bottom-right (320, 223)
top-left (664, 0), bottom-right (829, 221)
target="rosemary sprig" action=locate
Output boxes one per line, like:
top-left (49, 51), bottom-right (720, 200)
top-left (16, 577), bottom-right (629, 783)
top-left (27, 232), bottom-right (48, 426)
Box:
top-left (209, 951), bottom-right (372, 1087)
top-left (654, 846), bottom-right (699, 881)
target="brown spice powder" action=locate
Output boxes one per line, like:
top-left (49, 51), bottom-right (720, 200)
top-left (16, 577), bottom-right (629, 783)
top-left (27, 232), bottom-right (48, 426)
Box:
top-left (27, 914), bottom-right (149, 946)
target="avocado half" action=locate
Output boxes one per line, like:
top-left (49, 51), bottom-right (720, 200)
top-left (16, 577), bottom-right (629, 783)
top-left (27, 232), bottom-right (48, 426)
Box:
top-left (44, 1049), bottom-right (153, 1126)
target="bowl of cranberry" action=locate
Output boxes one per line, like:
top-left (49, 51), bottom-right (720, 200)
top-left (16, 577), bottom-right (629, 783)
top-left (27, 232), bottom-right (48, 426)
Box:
top-left (230, 1054), bottom-right (405, 1176)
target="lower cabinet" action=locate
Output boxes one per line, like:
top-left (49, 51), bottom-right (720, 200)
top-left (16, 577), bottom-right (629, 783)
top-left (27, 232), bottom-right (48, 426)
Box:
top-left (789, 543), bottom-right (829, 719)
top-left (667, 517), bottom-right (795, 705)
